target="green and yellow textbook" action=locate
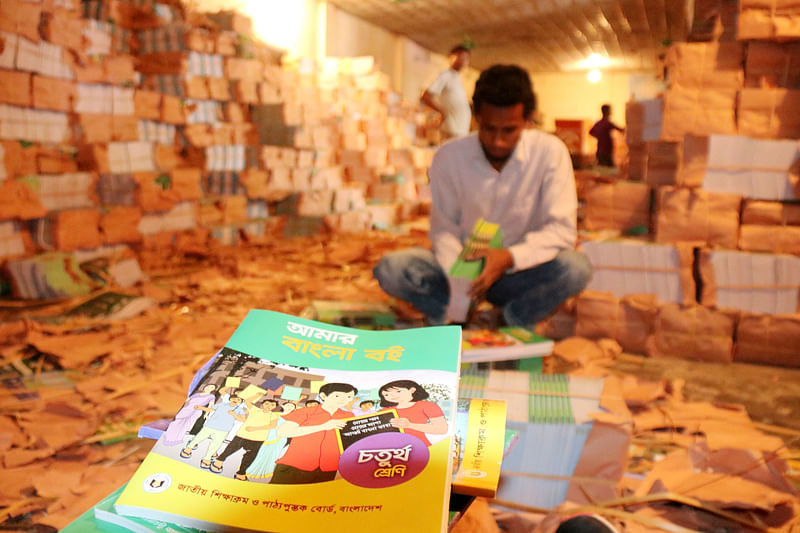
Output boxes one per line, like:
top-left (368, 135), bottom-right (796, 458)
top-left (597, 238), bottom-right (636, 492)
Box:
top-left (112, 309), bottom-right (462, 533)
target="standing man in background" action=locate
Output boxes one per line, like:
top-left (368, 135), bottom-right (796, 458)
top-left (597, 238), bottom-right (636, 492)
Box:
top-left (374, 65), bottom-right (591, 329)
top-left (589, 104), bottom-right (624, 167)
top-left (421, 44), bottom-right (472, 141)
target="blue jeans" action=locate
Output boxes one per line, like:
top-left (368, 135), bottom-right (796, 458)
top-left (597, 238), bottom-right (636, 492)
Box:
top-left (373, 247), bottom-right (592, 327)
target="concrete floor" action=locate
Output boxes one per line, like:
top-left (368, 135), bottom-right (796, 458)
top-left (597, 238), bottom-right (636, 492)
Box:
top-left (608, 352), bottom-right (800, 437)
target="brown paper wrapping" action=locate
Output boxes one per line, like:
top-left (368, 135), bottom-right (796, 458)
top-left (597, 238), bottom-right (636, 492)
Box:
top-left (735, 313), bottom-right (800, 367)
top-left (665, 42), bottom-right (744, 89)
top-left (738, 7), bottom-right (800, 40)
top-left (675, 134), bottom-right (709, 187)
top-left (0, 70), bottom-right (32, 107)
top-left (36, 147), bottom-right (78, 174)
top-left (647, 303), bottom-right (737, 363)
top-left (241, 169), bottom-right (268, 199)
top-left (171, 168), bottom-right (203, 200)
top-left (234, 80), bottom-right (259, 104)
top-left (661, 85), bottom-right (738, 141)
top-left (40, 9), bottom-right (85, 51)
top-left (742, 199), bottom-right (800, 225)
top-left (208, 78), bottom-right (231, 101)
top-left (625, 100), bottom-right (661, 145)
top-left (582, 180), bottom-right (652, 231)
top-left (134, 172), bottom-right (180, 211)
top-left (183, 76), bottom-right (209, 99)
top-left (0, 180), bottom-right (47, 220)
top-left (225, 58), bottom-right (263, 81)
top-left (745, 41), bottom-right (800, 89)
top-left (215, 33), bottom-right (237, 57)
top-left (563, 420), bottom-right (630, 505)
top-left (225, 102), bottom-right (249, 124)
top-left (0, 0), bottom-right (42, 41)
top-left (77, 114), bottom-right (113, 144)
top-left (134, 90), bottom-right (162, 120)
top-left (654, 186), bottom-right (741, 249)
top-left (626, 143), bottom-right (647, 181)
top-left (1, 141), bottom-right (38, 178)
top-left (77, 144), bottom-right (110, 174)
top-left (221, 195), bottom-right (248, 224)
top-left (100, 206), bottom-right (142, 244)
top-left (160, 94), bottom-right (185, 124)
top-left (739, 224), bottom-right (800, 254)
top-left (112, 115), bottom-right (139, 142)
top-left (644, 141), bottom-right (681, 187)
top-left (688, 0), bottom-right (739, 41)
top-left (105, 55), bottom-right (136, 85)
top-left (54, 209), bottom-right (102, 251)
top-left (35, 65), bottom-right (71, 103)
top-left (184, 124), bottom-right (214, 147)
top-left (135, 52), bottom-right (191, 75)
top-left (575, 291), bottom-right (659, 354)
top-left (738, 88), bottom-right (800, 139)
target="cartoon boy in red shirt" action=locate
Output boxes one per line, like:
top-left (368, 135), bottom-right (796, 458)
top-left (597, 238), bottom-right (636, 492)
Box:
top-left (270, 382), bottom-right (357, 484)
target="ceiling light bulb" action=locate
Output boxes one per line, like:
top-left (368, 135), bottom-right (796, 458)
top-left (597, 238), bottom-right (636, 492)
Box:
top-left (588, 69), bottom-right (602, 83)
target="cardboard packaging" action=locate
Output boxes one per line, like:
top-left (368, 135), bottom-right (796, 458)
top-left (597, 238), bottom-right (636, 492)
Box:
top-left (581, 180), bottom-right (653, 232)
top-left (100, 206), bottom-right (142, 244)
top-left (744, 41), bottom-right (800, 89)
top-left (654, 186), bottom-right (742, 249)
top-left (580, 238), bottom-right (696, 305)
top-left (0, 179), bottom-right (47, 220)
top-left (134, 90), bottom-right (162, 120)
top-left (739, 224), bottom-right (800, 254)
top-left (738, 6), bottom-right (800, 40)
top-left (698, 248), bottom-right (800, 314)
top-left (665, 42), bottom-right (744, 89)
top-left (0, 70), bottom-right (32, 107)
top-left (738, 88), bottom-right (800, 139)
top-left (54, 209), bottom-right (102, 251)
top-left (660, 85), bottom-right (738, 141)
top-left (0, 0), bottom-right (42, 41)
top-left (735, 313), bottom-right (800, 367)
top-left (647, 303), bottom-right (737, 363)
top-left (644, 141), bottom-right (682, 187)
top-left (575, 291), bottom-right (659, 355)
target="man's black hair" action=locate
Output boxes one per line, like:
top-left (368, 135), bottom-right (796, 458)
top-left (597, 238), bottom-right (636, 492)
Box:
top-left (378, 380), bottom-right (429, 408)
top-left (450, 44), bottom-right (471, 55)
top-left (472, 64), bottom-right (536, 119)
top-left (601, 104), bottom-right (611, 115)
top-left (319, 382), bottom-right (358, 396)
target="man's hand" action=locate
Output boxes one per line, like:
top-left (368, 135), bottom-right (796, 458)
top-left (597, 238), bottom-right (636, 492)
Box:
top-left (468, 248), bottom-right (513, 300)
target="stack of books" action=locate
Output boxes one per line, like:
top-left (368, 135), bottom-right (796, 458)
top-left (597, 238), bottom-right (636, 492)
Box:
top-left (62, 309), bottom-right (512, 532)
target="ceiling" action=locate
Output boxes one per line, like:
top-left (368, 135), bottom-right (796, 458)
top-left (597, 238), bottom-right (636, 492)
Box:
top-left (325, 0), bottom-right (692, 73)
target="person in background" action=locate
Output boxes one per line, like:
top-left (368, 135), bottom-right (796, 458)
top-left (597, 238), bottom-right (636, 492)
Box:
top-left (588, 104), bottom-right (624, 167)
top-left (421, 44), bottom-right (472, 141)
top-left (373, 64), bottom-right (591, 329)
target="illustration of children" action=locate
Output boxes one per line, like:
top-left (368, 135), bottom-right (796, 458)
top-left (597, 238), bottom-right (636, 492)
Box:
top-left (162, 384), bottom-right (217, 447)
top-left (210, 396), bottom-right (281, 481)
top-left (270, 383), bottom-right (357, 485)
top-left (180, 387), bottom-right (247, 468)
top-left (378, 380), bottom-right (448, 446)
top-left (351, 399), bottom-right (376, 417)
top-left (246, 401), bottom-right (296, 479)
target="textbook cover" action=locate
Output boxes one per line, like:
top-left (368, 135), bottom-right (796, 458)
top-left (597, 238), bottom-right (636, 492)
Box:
top-left (446, 219), bottom-right (503, 323)
top-left (461, 327), bottom-right (554, 363)
top-left (113, 309), bottom-right (462, 533)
